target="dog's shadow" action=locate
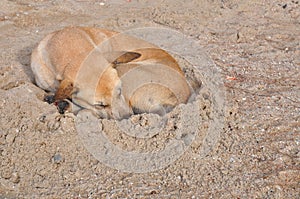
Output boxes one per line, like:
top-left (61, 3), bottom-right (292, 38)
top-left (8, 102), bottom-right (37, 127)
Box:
top-left (17, 45), bottom-right (36, 84)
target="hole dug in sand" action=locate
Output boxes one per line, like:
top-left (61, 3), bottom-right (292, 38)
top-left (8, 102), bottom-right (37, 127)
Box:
top-left (75, 27), bottom-right (225, 173)
top-left (75, 54), bottom-right (215, 173)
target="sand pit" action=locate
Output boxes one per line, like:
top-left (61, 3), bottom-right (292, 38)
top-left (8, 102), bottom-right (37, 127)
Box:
top-left (0, 0), bottom-right (299, 198)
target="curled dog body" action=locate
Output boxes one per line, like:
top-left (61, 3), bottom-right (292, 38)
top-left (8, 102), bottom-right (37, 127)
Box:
top-left (31, 27), bottom-right (192, 119)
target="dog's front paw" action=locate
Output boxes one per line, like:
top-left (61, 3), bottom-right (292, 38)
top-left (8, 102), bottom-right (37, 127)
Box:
top-left (44, 94), bottom-right (55, 104)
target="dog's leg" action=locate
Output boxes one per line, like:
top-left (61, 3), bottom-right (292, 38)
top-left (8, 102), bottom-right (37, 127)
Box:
top-left (44, 94), bottom-right (56, 104)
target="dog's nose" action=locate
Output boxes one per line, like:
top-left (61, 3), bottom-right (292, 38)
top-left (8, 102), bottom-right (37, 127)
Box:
top-left (56, 100), bottom-right (70, 114)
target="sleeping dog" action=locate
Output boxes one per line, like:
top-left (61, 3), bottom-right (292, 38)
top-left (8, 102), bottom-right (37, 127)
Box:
top-left (31, 26), bottom-right (191, 119)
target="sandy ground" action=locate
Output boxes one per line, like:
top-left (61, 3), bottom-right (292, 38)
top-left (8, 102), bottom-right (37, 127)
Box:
top-left (0, 0), bottom-right (299, 198)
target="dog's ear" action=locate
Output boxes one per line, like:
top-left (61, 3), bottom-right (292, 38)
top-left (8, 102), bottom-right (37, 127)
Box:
top-left (54, 79), bottom-right (74, 101)
top-left (112, 52), bottom-right (141, 65)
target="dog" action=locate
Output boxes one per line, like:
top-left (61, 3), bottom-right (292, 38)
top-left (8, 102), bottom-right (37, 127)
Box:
top-left (31, 26), bottom-right (191, 119)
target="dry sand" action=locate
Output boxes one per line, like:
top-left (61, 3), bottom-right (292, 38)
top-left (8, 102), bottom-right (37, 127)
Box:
top-left (0, 0), bottom-right (299, 198)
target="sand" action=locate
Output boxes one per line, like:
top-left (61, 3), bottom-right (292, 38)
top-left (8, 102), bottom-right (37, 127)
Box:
top-left (0, 0), bottom-right (299, 198)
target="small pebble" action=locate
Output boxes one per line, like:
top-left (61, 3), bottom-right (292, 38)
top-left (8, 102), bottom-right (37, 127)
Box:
top-left (11, 172), bottom-right (20, 183)
top-left (39, 115), bottom-right (46, 122)
top-left (1, 167), bottom-right (12, 179)
top-left (6, 132), bottom-right (16, 144)
top-left (47, 120), bottom-right (60, 130)
top-left (53, 153), bottom-right (63, 163)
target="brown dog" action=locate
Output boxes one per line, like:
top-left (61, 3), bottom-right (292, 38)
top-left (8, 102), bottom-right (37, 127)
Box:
top-left (31, 26), bottom-right (191, 119)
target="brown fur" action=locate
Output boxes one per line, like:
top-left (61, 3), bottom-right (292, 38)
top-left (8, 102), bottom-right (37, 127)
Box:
top-left (31, 26), bottom-right (191, 119)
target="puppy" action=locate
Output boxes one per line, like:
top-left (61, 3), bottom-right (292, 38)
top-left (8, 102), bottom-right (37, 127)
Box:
top-left (31, 26), bottom-right (191, 119)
